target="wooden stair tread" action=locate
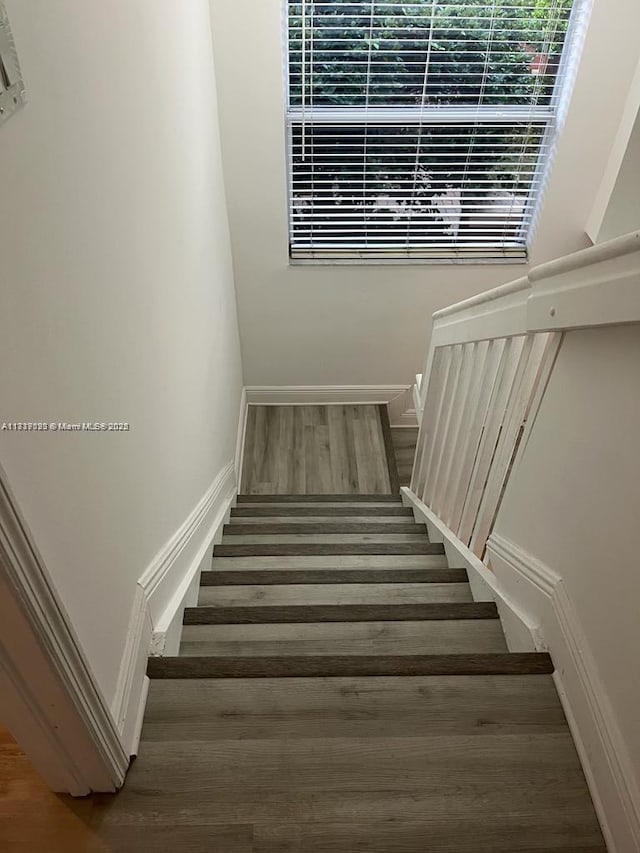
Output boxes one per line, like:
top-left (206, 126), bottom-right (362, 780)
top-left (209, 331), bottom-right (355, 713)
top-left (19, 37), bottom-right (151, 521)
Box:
top-left (214, 543), bottom-right (445, 556)
top-left (237, 494), bottom-right (401, 503)
top-left (222, 533), bottom-right (433, 545)
top-left (142, 673), bottom-right (575, 739)
top-left (184, 602), bottom-right (498, 624)
top-left (211, 555), bottom-right (449, 570)
top-left (148, 652), bottom-right (554, 679)
top-left (201, 569), bottom-right (469, 585)
top-left (223, 522), bottom-right (427, 535)
top-left (231, 505), bottom-right (414, 517)
top-left (228, 515), bottom-right (416, 524)
top-left (197, 582), bottom-right (472, 607)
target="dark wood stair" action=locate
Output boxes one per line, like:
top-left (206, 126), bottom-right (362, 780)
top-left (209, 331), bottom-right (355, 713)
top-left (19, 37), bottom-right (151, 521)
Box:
top-left (148, 494), bottom-right (550, 678)
top-left (140, 491), bottom-right (604, 852)
top-left (148, 652), bottom-right (553, 679)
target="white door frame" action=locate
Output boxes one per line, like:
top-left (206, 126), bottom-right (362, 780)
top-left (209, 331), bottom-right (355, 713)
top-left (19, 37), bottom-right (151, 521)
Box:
top-left (0, 463), bottom-right (129, 795)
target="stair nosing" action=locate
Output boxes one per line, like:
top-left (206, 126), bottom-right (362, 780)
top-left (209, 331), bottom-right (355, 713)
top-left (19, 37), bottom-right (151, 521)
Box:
top-left (184, 602), bottom-right (497, 624)
top-left (223, 523), bottom-right (427, 535)
top-left (214, 543), bottom-right (445, 557)
top-left (236, 494), bottom-right (401, 503)
top-left (200, 569), bottom-right (469, 586)
top-left (147, 652), bottom-right (554, 679)
top-left (231, 506), bottom-right (414, 517)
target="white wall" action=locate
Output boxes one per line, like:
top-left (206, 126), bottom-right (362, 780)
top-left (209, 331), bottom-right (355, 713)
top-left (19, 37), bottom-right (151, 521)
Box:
top-left (494, 324), bottom-right (640, 812)
top-left (598, 110), bottom-right (640, 243)
top-left (0, 0), bottom-right (243, 707)
top-left (209, 0), bottom-right (640, 388)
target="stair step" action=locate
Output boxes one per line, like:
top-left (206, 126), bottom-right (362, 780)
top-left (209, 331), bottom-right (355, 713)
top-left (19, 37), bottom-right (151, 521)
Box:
top-left (222, 533), bottom-right (430, 545)
top-left (211, 555), bottom-right (448, 570)
top-left (148, 652), bottom-right (554, 679)
top-left (237, 494), bottom-right (401, 503)
top-left (228, 515), bottom-right (415, 524)
top-left (201, 568), bottom-right (468, 585)
top-left (223, 522), bottom-right (426, 535)
top-left (214, 543), bottom-right (445, 556)
top-left (180, 619), bottom-right (508, 657)
top-left (233, 502), bottom-right (406, 510)
top-left (142, 673), bottom-right (571, 740)
top-left (197, 582), bottom-right (472, 608)
top-left (184, 602), bottom-right (498, 624)
top-left (137, 675), bottom-right (602, 851)
top-left (231, 505), bottom-right (414, 517)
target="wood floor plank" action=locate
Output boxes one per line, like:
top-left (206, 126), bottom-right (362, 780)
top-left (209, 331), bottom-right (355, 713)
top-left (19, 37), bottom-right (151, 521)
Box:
top-left (197, 582), bottom-right (472, 607)
top-left (252, 820), bottom-right (605, 852)
top-left (148, 652), bottom-right (554, 678)
top-left (291, 406), bottom-right (306, 493)
top-left (379, 404), bottom-right (401, 493)
top-left (241, 406), bottom-right (392, 495)
top-left (214, 543), bottom-right (445, 556)
top-left (327, 404), bottom-right (359, 493)
top-left (64, 824), bottom-right (254, 853)
top-left (180, 619), bottom-right (508, 657)
top-left (223, 522), bottom-right (426, 535)
top-left (142, 674), bottom-right (566, 740)
top-left (184, 602), bottom-right (498, 624)
top-left (70, 725), bottom-right (601, 830)
top-left (201, 569), bottom-right (469, 585)
top-left (210, 555), bottom-right (449, 570)
top-left (68, 676), bottom-right (602, 851)
top-left (73, 784), bottom-right (602, 838)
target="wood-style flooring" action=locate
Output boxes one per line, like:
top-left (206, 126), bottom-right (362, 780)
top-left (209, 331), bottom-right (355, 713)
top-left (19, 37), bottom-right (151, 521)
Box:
top-left (240, 405), bottom-right (395, 494)
top-left (0, 432), bottom-right (605, 852)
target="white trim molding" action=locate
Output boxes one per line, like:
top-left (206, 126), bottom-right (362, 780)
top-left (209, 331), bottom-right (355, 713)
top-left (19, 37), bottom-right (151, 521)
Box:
top-left (111, 461), bottom-right (236, 755)
top-left (0, 465), bottom-right (129, 795)
top-left (487, 533), bottom-right (640, 853)
top-left (244, 385), bottom-right (414, 426)
top-left (586, 56), bottom-right (640, 243)
top-left (399, 487), bottom-right (538, 651)
top-left (235, 387), bottom-right (248, 486)
top-left (400, 485), bottom-right (640, 852)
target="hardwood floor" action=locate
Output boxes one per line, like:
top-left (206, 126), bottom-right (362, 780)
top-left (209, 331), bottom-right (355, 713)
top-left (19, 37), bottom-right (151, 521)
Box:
top-left (240, 405), bottom-right (394, 495)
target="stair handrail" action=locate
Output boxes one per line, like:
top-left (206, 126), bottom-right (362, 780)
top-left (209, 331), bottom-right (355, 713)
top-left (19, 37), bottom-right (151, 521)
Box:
top-left (415, 229), bottom-right (640, 417)
top-left (410, 229), bottom-right (640, 562)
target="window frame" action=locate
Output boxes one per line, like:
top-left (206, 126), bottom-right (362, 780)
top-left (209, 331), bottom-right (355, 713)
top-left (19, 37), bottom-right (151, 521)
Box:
top-left (283, 0), bottom-right (587, 265)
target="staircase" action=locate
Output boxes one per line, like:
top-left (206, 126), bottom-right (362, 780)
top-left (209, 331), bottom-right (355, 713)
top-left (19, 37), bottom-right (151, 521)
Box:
top-left (138, 493), bottom-right (605, 851)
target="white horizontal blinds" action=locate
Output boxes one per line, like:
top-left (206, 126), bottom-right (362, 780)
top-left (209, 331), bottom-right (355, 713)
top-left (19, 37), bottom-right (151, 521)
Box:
top-left (287, 0), bottom-right (578, 260)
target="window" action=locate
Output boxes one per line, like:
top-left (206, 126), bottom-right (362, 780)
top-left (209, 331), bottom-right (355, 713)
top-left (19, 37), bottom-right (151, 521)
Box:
top-left (285, 0), bottom-right (587, 262)
top-left (0, 2), bottom-right (25, 127)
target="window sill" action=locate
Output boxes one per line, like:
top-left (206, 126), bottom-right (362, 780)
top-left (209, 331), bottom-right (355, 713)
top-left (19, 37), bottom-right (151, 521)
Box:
top-left (289, 256), bottom-right (529, 267)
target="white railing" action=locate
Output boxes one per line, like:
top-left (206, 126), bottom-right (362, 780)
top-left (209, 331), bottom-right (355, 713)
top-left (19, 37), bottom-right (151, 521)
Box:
top-left (410, 230), bottom-right (640, 562)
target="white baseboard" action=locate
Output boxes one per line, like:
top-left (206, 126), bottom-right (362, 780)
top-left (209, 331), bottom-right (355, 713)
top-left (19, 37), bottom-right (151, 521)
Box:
top-left (110, 586), bottom-right (153, 757)
top-left (412, 380), bottom-right (424, 424)
top-left (244, 384), bottom-right (413, 426)
top-left (235, 387), bottom-right (248, 487)
top-left (400, 486), bottom-right (640, 853)
top-left (393, 408), bottom-right (419, 427)
top-left (487, 534), bottom-right (640, 853)
top-left (400, 487), bottom-right (499, 602)
top-left (111, 461), bottom-right (236, 755)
